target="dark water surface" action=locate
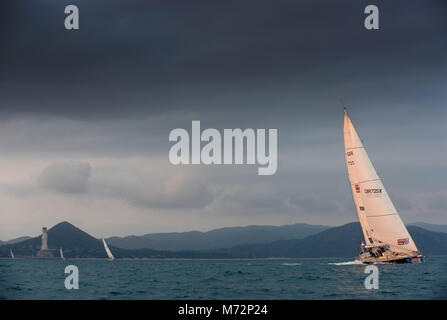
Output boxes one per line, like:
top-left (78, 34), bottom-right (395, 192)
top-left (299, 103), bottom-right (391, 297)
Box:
top-left (1, 256), bottom-right (446, 299)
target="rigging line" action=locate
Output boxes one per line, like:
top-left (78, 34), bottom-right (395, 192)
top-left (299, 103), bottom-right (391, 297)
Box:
top-left (350, 179), bottom-right (381, 185)
top-left (366, 213), bottom-right (398, 218)
top-left (345, 146), bottom-right (364, 150)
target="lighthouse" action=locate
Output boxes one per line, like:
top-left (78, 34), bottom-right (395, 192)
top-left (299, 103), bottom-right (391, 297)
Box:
top-left (41, 227), bottom-right (48, 250)
top-left (36, 226), bottom-right (54, 258)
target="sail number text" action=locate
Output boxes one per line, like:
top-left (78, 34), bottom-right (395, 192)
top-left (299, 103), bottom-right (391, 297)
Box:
top-left (364, 188), bottom-right (382, 194)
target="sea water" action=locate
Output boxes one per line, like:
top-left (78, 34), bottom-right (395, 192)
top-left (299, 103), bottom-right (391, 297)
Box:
top-left (1, 256), bottom-right (446, 299)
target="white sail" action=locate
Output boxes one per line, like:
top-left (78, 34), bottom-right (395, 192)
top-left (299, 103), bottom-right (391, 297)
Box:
top-left (60, 247), bottom-right (65, 260)
top-left (102, 238), bottom-right (115, 260)
top-left (343, 108), bottom-right (418, 255)
top-left (10, 249), bottom-right (15, 260)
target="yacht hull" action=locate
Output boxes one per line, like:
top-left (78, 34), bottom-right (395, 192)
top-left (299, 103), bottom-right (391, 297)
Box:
top-left (357, 256), bottom-right (425, 264)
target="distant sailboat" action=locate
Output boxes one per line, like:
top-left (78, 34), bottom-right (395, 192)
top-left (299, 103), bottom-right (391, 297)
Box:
top-left (102, 238), bottom-right (115, 261)
top-left (10, 249), bottom-right (15, 260)
top-left (343, 108), bottom-right (424, 264)
top-left (60, 247), bottom-right (65, 260)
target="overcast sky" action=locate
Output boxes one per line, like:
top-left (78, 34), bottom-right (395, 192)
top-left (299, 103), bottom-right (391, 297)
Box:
top-left (1, 0), bottom-right (446, 240)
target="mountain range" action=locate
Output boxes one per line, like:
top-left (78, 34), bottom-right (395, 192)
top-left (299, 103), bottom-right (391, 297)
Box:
top-left (0, 222), bottom-right (188, 259)
top-left (105, 223), bottom-right (329, 251)
top-left (0, 236), bottom-right (32, 246)
top-left (218, 223), bottom-right (447, 258)
top-left (408, 222), bottom-right (447, 234)
top-left (1, 221), bottom-right (447, 259)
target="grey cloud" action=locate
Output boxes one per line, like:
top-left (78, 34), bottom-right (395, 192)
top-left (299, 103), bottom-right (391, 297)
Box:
top-left (391, 195), bottom-right (413, 211)
top-left (288, 194), bottom-right (340, 214)
top-left (219, 190), bottom-right (289, 213)
top-left (36, 160), bottom-right (215, 209)
top-left (38, 161), bottom-right (91, 194)
top-left (426, 194), bottom-right (447, 211)
top-left (90, 165), bottom-right (214, 210)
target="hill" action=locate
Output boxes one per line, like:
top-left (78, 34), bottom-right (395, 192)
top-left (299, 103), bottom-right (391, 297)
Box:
top-left (218, 223), bottom-right (447, 258)
top-left (409, 222), bottom-right (447, 234)
top-left (0, 222), bottom-right (227, 259)
top-left (0, 222), bottom-right (178, 258)
top-left (218, 222), bottom-right (363, 258)
top-left (0, 222), bottom-right (107, 258)
top-left (106, 223), bottom-right (329, 251)
top-left (407, 226), bottom-right (447, 255)
top-left (2, 221), bottom-right (447, 259)
top-left (0, 236), bottom-right (32, 246)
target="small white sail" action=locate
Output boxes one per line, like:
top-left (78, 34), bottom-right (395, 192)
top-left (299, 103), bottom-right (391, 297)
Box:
top-left (343, 108), bottom-right (418, 255)
top-left (60, 247), bottom-right (65, 260)
top-left (102, 238), bottom-right (115, 261)
top-left (10, 249), bottom-right (15, 260)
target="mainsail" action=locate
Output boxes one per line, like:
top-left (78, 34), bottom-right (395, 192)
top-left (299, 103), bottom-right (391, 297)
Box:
top-left (60, 247), bottom-right (65, 260)
top-left (343, 108), bottom-right (418, 255)
top-left (10, 249), bottom-right (15, 260)
top-left (102, 238), bottom-right (115, 260)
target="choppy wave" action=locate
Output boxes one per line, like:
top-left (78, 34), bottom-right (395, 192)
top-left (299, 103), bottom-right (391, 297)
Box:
top-left (1, 257), bottom-right (443, 299)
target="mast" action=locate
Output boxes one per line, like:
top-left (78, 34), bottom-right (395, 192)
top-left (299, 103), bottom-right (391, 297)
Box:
top-left (343, 108), bottom-right (418, 254)
top-left (102, 238), bottom-right (115, 260)
top-left (60, 247), bottom-right (65, 260)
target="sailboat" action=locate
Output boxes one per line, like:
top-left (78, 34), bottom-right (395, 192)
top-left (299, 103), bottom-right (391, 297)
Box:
top-left (10, 249), bottom-right (15, 260)
top-left (102, 238), bottom-right (115, 261)
top-left (343, 108), bottom-right (424, 264)
top-left (60, 247), bottom-right (65, 260)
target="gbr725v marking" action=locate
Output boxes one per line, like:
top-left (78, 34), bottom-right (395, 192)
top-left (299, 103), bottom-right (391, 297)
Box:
top-left (364, 188), bottom-right (382, 194)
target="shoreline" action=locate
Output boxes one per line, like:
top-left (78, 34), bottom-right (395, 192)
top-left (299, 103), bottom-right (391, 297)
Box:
top-left (0, 257), bottom-right (356, 261)
top-left (1, 255), bottom-right (443, 261)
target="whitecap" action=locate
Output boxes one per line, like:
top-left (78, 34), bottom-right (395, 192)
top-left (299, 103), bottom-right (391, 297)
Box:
top-left (328, 260), bottom-right (362, 265)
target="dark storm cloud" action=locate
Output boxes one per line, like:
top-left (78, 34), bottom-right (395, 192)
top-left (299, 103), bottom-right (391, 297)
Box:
top-left (1, 0), bottom-right (446, 120)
